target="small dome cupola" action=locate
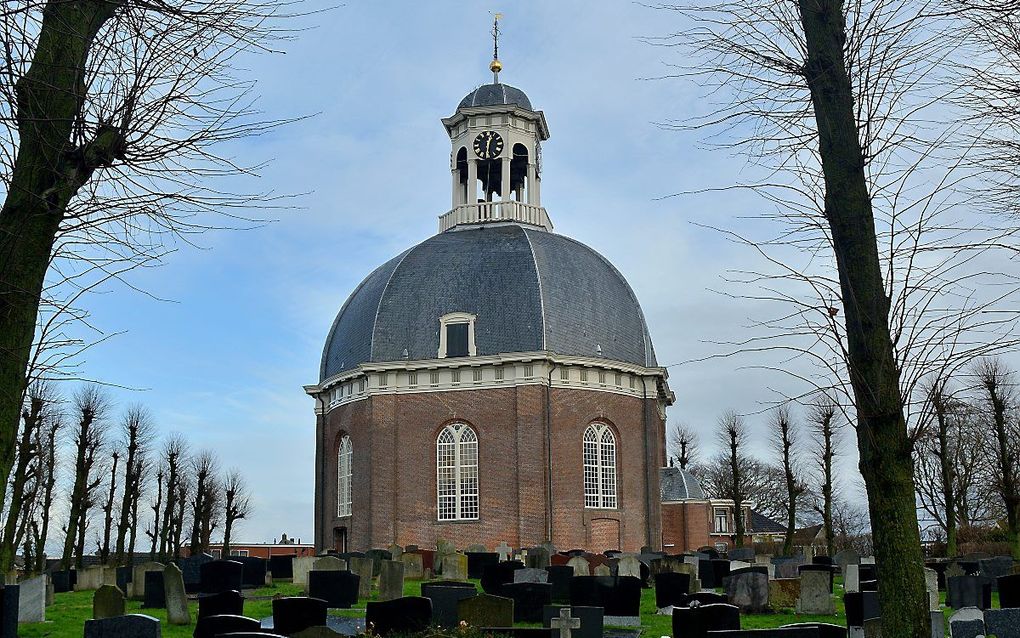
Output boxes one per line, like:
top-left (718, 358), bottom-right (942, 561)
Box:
top-left (439, 15), bottom-right (552, 233)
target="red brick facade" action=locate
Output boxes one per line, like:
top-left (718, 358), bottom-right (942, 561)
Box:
top-left (314, 384), bottom-right (665, 553)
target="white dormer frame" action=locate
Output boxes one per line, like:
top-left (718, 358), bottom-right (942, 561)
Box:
top-left (438, 312), bottom-right (477, 358)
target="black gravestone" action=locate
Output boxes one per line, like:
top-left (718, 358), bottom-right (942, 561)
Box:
top-left (798, 564), bottom-right (835, 593)
top-left (69, 569), bottom-right (78, 590)
top-left (271, 596), bottom-right (328, 635)
top-left (0, 585), bottom-right (18, 638)
top-left (178, 553), bottom-right (214, 594)
top-left (844, 591), bottom-right (880, 627)
top-left (365, 549), bottom-right (393, 576)
top-left (467, 552), bottom-right (500, 579)
top-left (542, 605), bottom-right (603, 638)
top-left (479, 629), bottom-right (555, 638)
top-left (268, 555), bottom-right (294, 579)
top-left (421, 582), bottom-right (477, 627)
top-left (308, 570), bottom-right (359, 609)
top-left (946, 575), bottom-right (992, 610)
top-left (680, 591), bottom-right (729, 607)
top-left (727, 566), bottom-right (768, 578)
top-left (193, 613), bottom-right (261, 638)
top-left (600, 576), bottom-right (641, 617)
top-left (779, 623), bottom-right (847, 638)
top-left (860, 579), bottom-right (879, 592)
top-left (926, 561), bottom-right (949, 590)
top-left (671, 602), bottom-right (740, 637)
top-left (1000, 574), bottom-right (1020, 608)
top-left (811, 556), bottom-right (834, 567)
top-left (705, 628), bottom-right (828, 637)
top-left (699, 548), bottom-right (721, 560)
top-left (116, 566), bottom-right (131, 594)
top-left (858, 564), bottom-right (877, 582)
top-left (83, 614), bottom-right (162, 638)
top-left (546, 565), bottom-right (574, 603)
top-left (229, 556), bottom-right (267, 589)
top-left (711, 559), bottom-right (731, 587)
top-left (699, 559), bottom-right (717, 588)
top-left (142, 571), bottom-right (165, 608)
top-left (500, 582), bottom-right (553, 623)
top-left (980, 557), bottom-right (1014, 590)
top-left (365, 596), bottom-right (432, 636)
top-left (50, 570), bottom-right (71, 594)
top-left (655, 572), bottom-right (692, 608)
top-left (482, 561), bottom-right (525, 594)
top-left (199, 559), bottom-right (243, 594)
top-left (197, 589), bottom-right (243, 618)
top-left (728, 548), bottom-right (755, 562)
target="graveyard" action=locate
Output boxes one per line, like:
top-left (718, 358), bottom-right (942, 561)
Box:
top-left (5, 546), bottom-right (1018, 637)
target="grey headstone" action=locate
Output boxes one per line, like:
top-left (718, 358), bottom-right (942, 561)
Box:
top-left (311, 556), bottom-right (346, 572)
top-left (567, 556), bottom-right (590, 577)
top-left (924, 567), bottom-right (939, 610)
top-left (292, 556), bottom-right (316, 589)
top-left (796, 570), bottom-right (835, 614)
top-left (592, 564), bottom-right (611, 577)
top-left (466, 544), bottom-right (487, 553)
top-left (527, 546), bottom-right (551, 570)
top-left (459, 593), bottom-right (514, 627)
top-left (92, 584), bottom-right (125, 620)
top-left (387, 544), bottom-right (403, 560)
top-left (616, 556), bottom-right (642, 580)
top-left (401, 552), bottom-right (424, 580)
top-left (513, 568), bottom-right (549, 584)
top-left (728, 547), bottom-right (755, 562)
top-left (984, 607), bottom-right (1020, 638)
top-left (84, 613), bottom-right (162, 638)
top-left (349, 556), bottom-right (375, 599)
top-left (443, 553), bottom-right (469, 580)
top-left (930, 610), bottom-right (946, 638)
top-left (948, 575), bottom-right (992, 610)
top-left (723, 570), bottom-right (768, 613)
top-left (845, 564), bottom-right (860, 593)
top-left (163, 563), bottom-right (190, 625)
top-left (949, 606), bottom-right (985, 638)
top-left (378, 560), bottom-right (405, 602)
top-left (17, 575), bottom-right (45, 623)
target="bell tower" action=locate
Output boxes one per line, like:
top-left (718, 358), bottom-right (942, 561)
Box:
top-left (439, 15), bottom-right (552, 232)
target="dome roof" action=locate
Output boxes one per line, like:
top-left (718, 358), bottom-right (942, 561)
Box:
top-left (320, 224), bottom-right (657, 381)
top-left (660, 467), bottom-right (706, 502)
top-left (458, 83), bottom-right (533, 111)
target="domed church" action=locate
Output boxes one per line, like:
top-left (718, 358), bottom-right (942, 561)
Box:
top-left (305, 54), bottom-right (674, 554)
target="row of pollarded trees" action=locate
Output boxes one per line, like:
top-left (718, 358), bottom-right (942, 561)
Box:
top-left (671, 398), bottom-right (866, 558)
top-left (0, 384), bottom-right (253, 574)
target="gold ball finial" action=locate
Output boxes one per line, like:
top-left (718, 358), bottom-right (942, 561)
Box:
top-left (490, 59), bottom-right (502, 74)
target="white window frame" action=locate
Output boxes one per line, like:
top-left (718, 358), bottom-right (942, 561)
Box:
top-left (436, 422), bottom-right (479, 521)
top-left (714, 506), bottom-right (729, 533)
top-left (337, 434), bottom-right (353, 517)
top-left (583, 422), bottom-right (618, 509)
top-left (438, 312), bottom-right (477, 358)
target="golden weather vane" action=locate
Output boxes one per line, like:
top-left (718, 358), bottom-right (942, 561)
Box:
top-left (490, 12), bottom-right (503, 80)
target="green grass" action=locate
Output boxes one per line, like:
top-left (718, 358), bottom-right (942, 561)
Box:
top-left (17, 574), bottom-right (982, 637)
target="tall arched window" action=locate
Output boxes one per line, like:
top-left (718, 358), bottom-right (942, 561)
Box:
top-left (337, 434), bottom-right (352, 517)
top-left (583, 423), bottom-right (617, 509)
top-left (437, 423), bottom-right (479, 521)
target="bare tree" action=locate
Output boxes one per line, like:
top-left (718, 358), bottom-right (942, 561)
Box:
top-left (30, 412), bottom-right (61, 573)
top-left (61, 385), bottom-right (109, 567)
top-left (771, 406), bottom-right (805, 556)
top-left (669, 422), bottom-right (700, 470)
top-left (98, 449), bottom-right (119, 563)
top-left (154, 434), bottom-right (187, 562)
top-left (694, 454), bottom-right (789, 523)
top-left (717, 411), bottom-right (749, 547)
top-left (188, 451), bottom-right (221, 556)
top-left (808, 398), bottom-right (840, 556)
top-left (222, 469), bottom-right (252, 558)
top-left (114, 405), bottom-right (154, 565)
top-left (973, 358), bottom-right (1020, 559)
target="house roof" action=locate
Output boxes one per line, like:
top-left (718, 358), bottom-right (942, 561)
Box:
top-left (660, 466), bottom-right (707, 501)
top-left (793, 524), bottom-right (825, 544)
top-left (750, 510), bottom-right (787, 534)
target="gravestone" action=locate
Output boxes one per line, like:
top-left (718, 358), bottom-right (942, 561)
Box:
top-left (92, 584), bottom-right (125, 619)
top-left (388, 544), bottom-right (403, 560)
top-left (1001, 573), bottom-right (1020, 608)
top-left (365, 549), bottom-right (393, 576)
top-left (308, 570), bottom-right (359, 609)
top-left (197, 589), bottom-right (243, 618)
top-left (835, 549), bottom-right (860, 574)
top-left (796, 569), bottom-right (835, 615)
top-left (729, 547), bottom-right (755, 562)
top-left (482, 561), bottom-right (524, 594)
top-left (675, 562), bottom-right (701, 592)
top-left (592, 564), bottom-right (611, 577)
top-left (116, 566), bottom-right (131, 595)
top-left (654, 572), bottom-right (691, 609)
top-left (549, 606), bottom-right (581, 638)
top-left (769, 578), bottom-right (801, 609)
top-left (984, 608), bottom-right (1020, 638)
top-left (712, 559), bottom-right (732, 587)
top-left (774, 557), bottom-right (807, 580)
top-left (199, 559), bottom-right (243, 594)
top-left (379, 559), bottom-right (405, 601)
top-left (272, 596), bottom-right (328, 635)
top-left (514, 568), bottom-right (549, 584)
top-left (468, 552), bottom-right (500, 579)
top-left (268, 555), bottom-right (294, 580)
top-left (349, 556), bottom-right (375, 599)
top-left (527, 547), bottom-right (551, 570)
top-left (501, 582), bottom-right (552, 623)
top-left (293, 556), bottom-right (317, 588)
top-left (401, 552), bottom-right (424, 580)
top-left (671, 603), bottom-right (740, 637)
top-left (163, 563), bottom-right (191, 625)
top-left (948, 607), bottom-right (984, 638)
top-left (547, 565), bottom-right (574, 602)
top-left (543, 605), bottom-right (603, 638)
top-left (930, 610), bottom-right (946, 638)
top-left (947, 575), bottom-right (992, 610)
top-left (444, 553), bottom-right (469, 580)
top-left (230, 556), bottom-right (268, 588)
top-left (699, 559), bottom-right (717, 588)
top-left (729, 560), bottom-right (751, 572)
top-left (177, 553), bottom-right (214, 594)
top-left (924, 567), bottom-right (939, 610)
top-left (496, 542), bottom-right (512, 562)
top-left (980, 556), bottom-right (1014, 590)
top-left (142, 571), bottom-right (165, 608)
top-left (616, 555), bottom-right (642, 580)
top-left (799, 563), bottom-right (835, 593)
top-left (50, 570), bottom-right (71, 594)
top-left (421, 582), bottom-right (477, 627)
top-left (17, 575), bottom-right (45, 623)
top-left (845, 564), bottom-right (860, 593)
top-left (311, 555), bottom-right (346, 572)
top-left (0, 585), bottom-right (17, 638)
top-left (844, 591), bottom-right (881, 630)
top-left (365, 596), bottom-right (432, 636)
top-left (84, 613), bottom-right (162, 638)
top-left (567, 556), bottom-right (590, 577)
top-left (193, 613), bottom-right (260, 638)
top-left (131, 562), bottom-right (164, 601)
top-left (459, 593), bottom-right (514, 627)
top-left (76, 566), bottom-right (107, 591)
top-left (724, 569), bottom-right (769, 613)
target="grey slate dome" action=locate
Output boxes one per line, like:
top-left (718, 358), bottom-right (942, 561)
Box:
top-left (458, 83), bottom-right (533, 111)
top-left (320, 224), bottom-right (657, 381)
top-left (660, 467), bottom-right (706, 501)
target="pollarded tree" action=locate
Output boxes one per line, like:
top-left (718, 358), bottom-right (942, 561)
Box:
top-left (809, 398), bottom-right (840, 557)
top-left (973, 358), bottom-right (1020, 559)
top-left (670, 421), bottom-right (700, 470)
top-left (221, 469), bottom-right (253, 558)
top-left (718, 411), bottom-right (749, 547)
top-left (61, 385), bottom-right (110, 568)
top-left (771, 406), bottom-right (805, 556)
top-left (188, 451), bottom-right (221, 556)
top-left (114, 405), bottom-right (155, 565)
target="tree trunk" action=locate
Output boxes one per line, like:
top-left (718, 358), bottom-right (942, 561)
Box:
top-left (100, 453), bottom-right (119, 563)
top-left (797, 0), bottom-right (929, 634)
top-left (934, 392), bottom-right (958, 557)
top-left (0, 397), bottom-right (41, 572)
top-left (730, 438), bottom-right (746, 547)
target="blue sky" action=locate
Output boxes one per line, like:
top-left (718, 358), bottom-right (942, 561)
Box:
top-left (68, 1), bottom-right (871, 544)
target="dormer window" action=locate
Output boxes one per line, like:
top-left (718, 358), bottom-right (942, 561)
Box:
top-left (439, 312), bottom-right (477, 358)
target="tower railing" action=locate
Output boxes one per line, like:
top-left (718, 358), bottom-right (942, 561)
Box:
top-left (438, 201), bottom-right (553, 232)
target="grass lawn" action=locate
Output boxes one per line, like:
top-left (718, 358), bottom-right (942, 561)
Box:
top-left (15, 574), bottom-right (980, 637)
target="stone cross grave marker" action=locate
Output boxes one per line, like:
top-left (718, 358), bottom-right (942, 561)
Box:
top-left (550, 606), bottom-right (581, 638)
top-left (496, 542), bottom-right (512, 562)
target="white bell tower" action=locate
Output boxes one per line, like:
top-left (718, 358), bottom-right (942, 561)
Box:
top-left (438, 15), bottom-right (552, 232)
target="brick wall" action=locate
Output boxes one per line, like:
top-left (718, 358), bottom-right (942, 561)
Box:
top-left (317, 384), bottom-right (664, 553)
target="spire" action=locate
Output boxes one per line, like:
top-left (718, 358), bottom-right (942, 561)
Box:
top-left (490, 12), bottom-right (503, 83)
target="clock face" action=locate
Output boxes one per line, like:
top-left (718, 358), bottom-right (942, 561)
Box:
top-left (473, 131), bottom-right (504, 159)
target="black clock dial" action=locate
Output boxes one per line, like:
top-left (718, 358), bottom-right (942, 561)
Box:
top-left (473, 131), bottom-right (504, 159)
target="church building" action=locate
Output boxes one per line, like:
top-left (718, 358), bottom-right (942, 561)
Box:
top-left (305, 53), bottom-right (674, 554)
